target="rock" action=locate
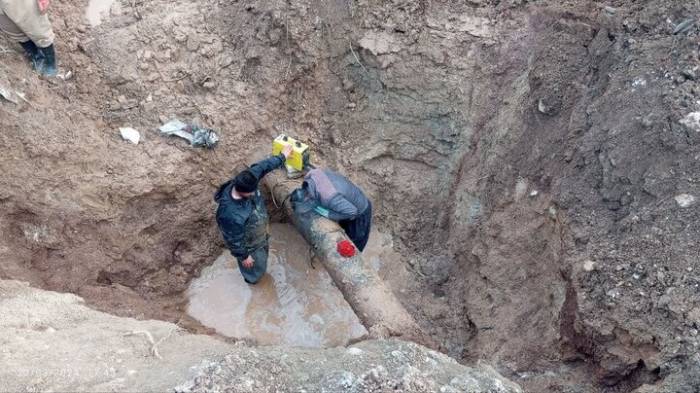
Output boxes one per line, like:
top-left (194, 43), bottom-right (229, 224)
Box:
top-left (687, 308), bottom-right (700, 326)
top-left (604, 6), bottom-right (617, 16)
top-left (529, 190), bottom-right (539, 197)
top-left (419, 255), bottom-right (452, 285)
top-left (358, 32), bottom-right (401, 56)
top-left (187, 37), bottom-right (200, 52)
top-left (346, 347), bottom-right (364, 356)
top-left (674, 194), bottom-right (695, 208)
top-left (514, 179), bottom-right (529, 201)
top-left (673, 18), bottom-right (696, 35)
top-left (179, 340), bottom-right (522, 392)
top-left (582, 260), bottom-right (597, 272)
top-left (680, 112), bottom-right (700, 132)
top-left (538, 99), bottom-right (558, 115)
top-left (119, 127), bottom-right (141, 145)
top-left (682, 69), bottom-right (697, 81)
top-left (454, 15), bottom-right (493, 37)
top-left (607, 288), bottom-right (621, 299)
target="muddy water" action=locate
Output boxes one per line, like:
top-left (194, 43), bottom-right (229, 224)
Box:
top-left (187, 224), bottom-right (367, 347)
top-left (85, 0), bottom-right (119, 27)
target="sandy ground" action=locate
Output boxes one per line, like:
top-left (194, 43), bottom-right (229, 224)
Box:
top-left (0, 279), bottom-right (520, 392)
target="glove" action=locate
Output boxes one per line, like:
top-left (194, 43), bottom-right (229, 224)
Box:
top-left (37, 0), bottom-right (51, 14)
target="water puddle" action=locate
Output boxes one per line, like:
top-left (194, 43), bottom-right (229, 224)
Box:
top-left (85, 0), bottom-right (120, 27)
top-left (187, 224), bottom-right (368, 347)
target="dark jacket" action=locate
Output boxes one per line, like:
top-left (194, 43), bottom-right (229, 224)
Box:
top-left (214, 155), bottom-right (285, 259)
top-left (304, 169), bottom-right (370, 222)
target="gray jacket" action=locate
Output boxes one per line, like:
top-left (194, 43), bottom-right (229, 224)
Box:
top-left (304, 169), bottom-right (369, 221)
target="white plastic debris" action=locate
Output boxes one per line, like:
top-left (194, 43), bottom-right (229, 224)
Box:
top-left (119, 127), bottom-right (141, 144)
top-left (159, 118), bottom-right (219, 148)
top-left (674, 194), bottom-right (696, 208)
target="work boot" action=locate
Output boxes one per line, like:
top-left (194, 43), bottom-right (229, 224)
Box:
top-left (19, 41), bottom-right (43, 70)
top-left (35, 44), bottom-right (57, 77)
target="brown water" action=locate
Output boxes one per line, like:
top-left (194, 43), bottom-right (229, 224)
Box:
top-left (187, 224), bottom-right (368, 347)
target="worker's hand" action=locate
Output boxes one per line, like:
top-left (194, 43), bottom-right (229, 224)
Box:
top-left (37, 0), bottom-right (51, 14)
top-left (242, 255), bottom-right (255, 269)
top-left (281, 145), bottom-right (293, 158)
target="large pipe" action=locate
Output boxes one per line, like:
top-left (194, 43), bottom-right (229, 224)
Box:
top-left (264, 171), bottom-right (438, 349)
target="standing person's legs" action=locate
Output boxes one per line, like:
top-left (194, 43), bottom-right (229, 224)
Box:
top-left (0, 0), bottom-right (54, 47)
top-left (0, 9), bottom-right (30, 43)
top-left (236, 245), bottom-right (269, 284)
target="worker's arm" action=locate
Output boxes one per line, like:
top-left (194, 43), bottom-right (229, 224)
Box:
top-left (217, 212), bottom-right (249, 260)
top-left (315, 194), bottom-right (359, 221)
top-left (247, 155), bottom-right (285, 181)
top-left (248, 146), bottom-right (292, 180)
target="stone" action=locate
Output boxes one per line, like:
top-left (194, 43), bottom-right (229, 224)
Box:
top-left (346, 347), bottom-right (364, 356)
top-left (680, 112), bottom-right (700, 133)
top-left (358, 32), bottom-right (401, 56)
top-left (674, 194), bottom-right (695, 208)
top-left (682, 69), bottom-right (697, 81)
top-left (187, 37), bottom-right (200, 52)
top-left (119, 127), bottom-right (141, 145)
top-left (687, 308), bottom-right (700, 325)
top-left (582, 260), bottom-right (597, 272)
top-left (454, 15), bottom-right (493, 37)
top-left (419, 256), bottom-right (452, 285)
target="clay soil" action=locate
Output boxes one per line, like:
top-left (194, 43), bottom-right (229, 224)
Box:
top-left (1, 0), bottom-right (700, 392)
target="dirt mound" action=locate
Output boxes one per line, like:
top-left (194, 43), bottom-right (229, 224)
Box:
top-left (1, 0), bottom-right (699, 392)
top-left (178, 339), bottom-right (522, 393)
top-left (0, 279), bottom-right (519, 392)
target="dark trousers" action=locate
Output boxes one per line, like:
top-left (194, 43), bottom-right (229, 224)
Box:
top-left (236, 245), bottom-right (269, 284)
top-left (339, 202), bottom-right (372, 252)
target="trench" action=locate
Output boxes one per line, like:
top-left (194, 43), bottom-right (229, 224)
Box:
top-left (0, 0), bottom-right (695, 392)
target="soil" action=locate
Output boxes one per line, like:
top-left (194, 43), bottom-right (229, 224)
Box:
top-left (1, 0), bottom-right (699, 392)
top-left (0, 280), bottom-right (518, 392)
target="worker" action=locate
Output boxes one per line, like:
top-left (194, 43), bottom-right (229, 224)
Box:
top-left (0, 0), bottom-right (57, 76)
top-left (292, 168), bottom-right (372, 252)
top-left (214, 145), bottom-right (292, 284)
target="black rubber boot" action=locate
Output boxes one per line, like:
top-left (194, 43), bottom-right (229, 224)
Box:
top-left (19, 41), bottom-right (43, 70)
top-left (36, 44), bottom-right (57, 77)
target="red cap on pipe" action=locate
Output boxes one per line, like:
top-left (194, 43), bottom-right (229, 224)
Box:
top-left (337, 240), bottom-right (356, 258)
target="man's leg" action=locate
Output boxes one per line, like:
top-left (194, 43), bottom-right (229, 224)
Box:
top-left (0, 0), bottom-right (54, 47)
top-left (236, 246), bottom-right (269, 284)
top-left (0, 9), bottom-right (30, 43)
top-left (340, 203), bottom-right (372, 252)
top-left (0, 0), bottom-right (56, 76)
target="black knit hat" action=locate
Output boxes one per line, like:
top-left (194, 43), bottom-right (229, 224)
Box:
top-left (234, 170), bottom-right (258, 193)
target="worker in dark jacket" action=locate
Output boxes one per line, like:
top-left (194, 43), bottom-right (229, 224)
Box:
top-left (292, 168), bottom-right (372, 251)
top-left (214, 146), bottom-right (292, 284)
